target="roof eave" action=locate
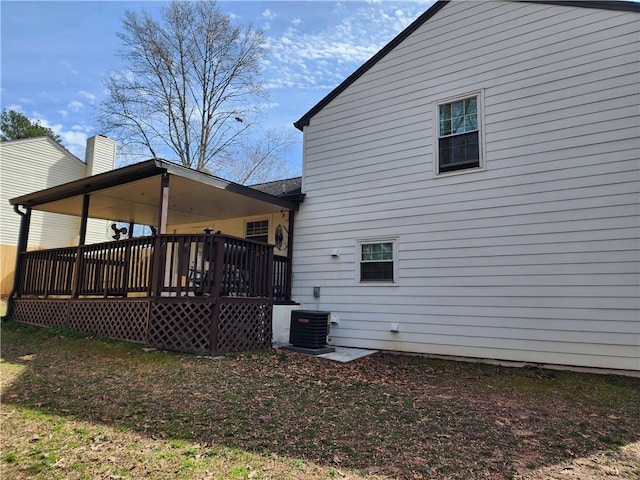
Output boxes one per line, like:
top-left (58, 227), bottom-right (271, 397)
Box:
top-left (10, 158), bottom-right (300, 212)
top-left (293, 0), bottom-right (639, 131)
top-left (10, 159), bottom-right (165, 207)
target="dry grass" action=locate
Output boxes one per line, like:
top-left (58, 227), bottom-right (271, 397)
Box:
top-left (1, 321), bottom-right (639, 479)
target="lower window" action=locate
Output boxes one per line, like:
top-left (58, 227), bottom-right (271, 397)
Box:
top-left (246, 219), bottom-right (269, 244)
top-left (357, 238), bottom-right (398, 283)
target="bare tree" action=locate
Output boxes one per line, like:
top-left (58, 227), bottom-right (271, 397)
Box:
top-left (96, 1), bottom-right (267, 171)
top-left (215, 128), bottom-right (300, 185)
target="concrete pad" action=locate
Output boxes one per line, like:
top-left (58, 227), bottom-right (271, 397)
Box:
top-left (273, 342), bottom-right (378, 363)
top-left (317, 346), bottom-right (378, 363)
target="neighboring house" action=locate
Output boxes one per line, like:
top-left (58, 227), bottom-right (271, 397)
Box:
top-left (0, 135), bottom-right (116, 296)
top-left (292, 1), bottom-right (640, 370)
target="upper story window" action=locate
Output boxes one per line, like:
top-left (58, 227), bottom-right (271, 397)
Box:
top-left (246, 220), bottom-right (269, 244)
top-left (437, 94), bottom-right (481, 174)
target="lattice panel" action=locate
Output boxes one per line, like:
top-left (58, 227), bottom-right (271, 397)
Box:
top-left (67, 300), bottom-right (149, 343)
top-left (13, 299), bottom-right (69, 329)
top-left (216, 300), bottom-right (272, 354)
top-left (148, 300), bottom-right (212, 354)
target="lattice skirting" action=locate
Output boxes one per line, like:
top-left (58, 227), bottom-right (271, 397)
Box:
top-left (148, 299), bottom-right (213, 354)
top-left (216, 298), bottom-right (272, 354)
top-left (12, 297), bottom-right (273, 356)
top-left (67, 299), bottom-right (150, 344)
top-left (13, 299), bottom-right (69, 329)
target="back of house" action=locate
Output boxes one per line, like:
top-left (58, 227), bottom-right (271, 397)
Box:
top-left (292, 1), bottom-right (640, 371)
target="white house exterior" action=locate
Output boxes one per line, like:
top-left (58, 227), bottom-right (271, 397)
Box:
top-left (292, 1), bottom-right (640, 371)
top-left (0, 135), bottom-right (116, 295)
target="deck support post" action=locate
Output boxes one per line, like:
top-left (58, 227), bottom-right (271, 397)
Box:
top-left (78, 194), bottom-right (90, 246)
top-left (285, 210), bottom-right (295, 301)
top-left (157, 173), bottom-right (170, 234)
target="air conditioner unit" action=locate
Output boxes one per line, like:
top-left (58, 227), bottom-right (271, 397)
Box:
top-left (289, 310), bottom-right (331, 349)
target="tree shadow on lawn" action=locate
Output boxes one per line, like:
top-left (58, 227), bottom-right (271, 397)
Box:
top-left (1, 322), bottom-right (639, 480)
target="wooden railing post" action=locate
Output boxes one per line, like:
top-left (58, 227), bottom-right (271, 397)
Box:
top-left (122, 240), bottom-right (132, 297)
top-left (266, 246), bottom-right (274, 300)
top-left (150, 235), bottom-right (163, 297)
top-left (70, 245), bottom-right (83, 298)
top-left (211, 235), bottom-right (225, 298)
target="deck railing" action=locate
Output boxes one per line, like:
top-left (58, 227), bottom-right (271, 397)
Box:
top-left (21, 246), bottom-right (77, 296)
top-left (272, 255), bottom-right (290, 302)
top-left (16, 234), bottom-right (288, 301)
top-left (77, 237), bottom-right (154, 296)
top-left (154, 234), bottom-right (273, 298)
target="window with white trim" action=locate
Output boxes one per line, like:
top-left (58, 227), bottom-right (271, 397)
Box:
top-left (437, 94), bottom-right (481, 174)
top-left (246, 220), bottom-right (269, 244)
top-left (357, 238), bottom-right (398, 283)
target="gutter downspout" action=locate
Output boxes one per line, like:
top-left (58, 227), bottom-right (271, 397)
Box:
top-left (3, 204), bottom-right (32, 321)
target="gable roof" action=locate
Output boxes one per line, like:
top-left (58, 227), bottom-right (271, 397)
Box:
top-left (293, 0), bottom-right (640, 131)
top-left (0, 135), bottom-right (85, 166)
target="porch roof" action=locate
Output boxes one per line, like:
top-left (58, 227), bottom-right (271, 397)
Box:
top-left (10, 159), bottom-right (300, 226)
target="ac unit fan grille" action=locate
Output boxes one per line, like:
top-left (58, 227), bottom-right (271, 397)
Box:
top-left (289, 310), bottom-right (330, 349)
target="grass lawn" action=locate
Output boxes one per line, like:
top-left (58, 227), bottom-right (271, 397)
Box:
top-left (1, 321), bottom-right (638, 480)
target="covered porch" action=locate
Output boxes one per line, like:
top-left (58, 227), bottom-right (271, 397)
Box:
top-left (8, 159), bottom-right (302, 355)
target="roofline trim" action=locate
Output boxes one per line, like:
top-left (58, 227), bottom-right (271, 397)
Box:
top-left (0, 135), bottom-right (85, 166)
top-left (293, 1), bottom-right (449, 131)
top-left (521, 1), bottom-right (640, 12)
top-left (10, 159), bottom-right (164, 207)
top-left (10, 158), bottom-right (300, 211)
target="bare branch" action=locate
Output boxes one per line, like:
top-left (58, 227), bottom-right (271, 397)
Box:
top-left (95, 0), bottom-right (267, 173)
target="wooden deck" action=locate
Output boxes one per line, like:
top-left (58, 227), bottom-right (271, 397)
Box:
top-left (12, 234), bottom-right (289, 355)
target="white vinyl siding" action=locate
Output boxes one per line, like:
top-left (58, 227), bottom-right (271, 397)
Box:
top-left (293, 2), bottom-right (640, 370)
top-left (0, 137), bottom-right (86, 249)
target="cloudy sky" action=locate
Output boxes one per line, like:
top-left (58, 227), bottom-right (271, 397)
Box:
top-left (1, 0), bottom-right (434, 172)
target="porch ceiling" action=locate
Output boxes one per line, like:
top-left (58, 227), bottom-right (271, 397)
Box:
top-left (10, 159), bottom-right (299, 227)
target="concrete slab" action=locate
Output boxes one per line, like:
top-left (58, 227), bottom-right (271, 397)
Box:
top-left (273, 342), bottom-right (378, 363)
top-left (317, 346), bottom-right (378, 363)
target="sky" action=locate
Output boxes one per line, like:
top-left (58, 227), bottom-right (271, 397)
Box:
top-left (1, 0), bottom-right (434, 174)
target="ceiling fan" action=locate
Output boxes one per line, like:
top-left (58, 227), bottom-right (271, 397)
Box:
top-left (108, 222), bottom-right (128, 241)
